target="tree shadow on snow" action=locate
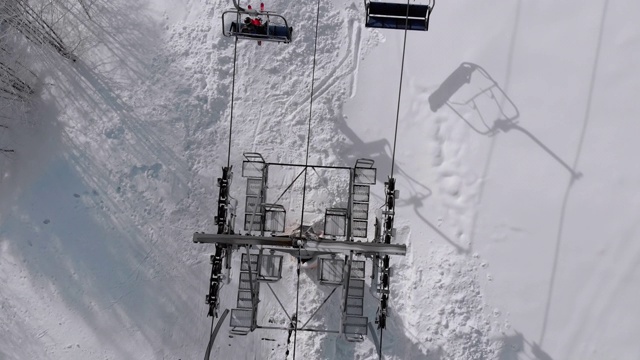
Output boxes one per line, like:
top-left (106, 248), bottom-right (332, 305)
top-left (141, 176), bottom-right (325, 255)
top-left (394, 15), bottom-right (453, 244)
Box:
top-left (0, 1), bottom-right (220, 358)
top-left (0, 101), bottom-right (206, 358)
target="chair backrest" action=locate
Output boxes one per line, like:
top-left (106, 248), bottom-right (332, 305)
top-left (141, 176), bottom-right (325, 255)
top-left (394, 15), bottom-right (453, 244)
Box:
top-left (269, 25), bottom-right (291, 39)
top-left (368, 2), bottom-right (429, 18)
top-left (227, 22), bottom-right (291, 43)
top-left (428, 63), bottom-right (475, 111)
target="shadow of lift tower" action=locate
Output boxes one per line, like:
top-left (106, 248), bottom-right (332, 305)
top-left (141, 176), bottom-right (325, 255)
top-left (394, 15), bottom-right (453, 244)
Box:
top-left (195, 152), bottom-right (405, 358)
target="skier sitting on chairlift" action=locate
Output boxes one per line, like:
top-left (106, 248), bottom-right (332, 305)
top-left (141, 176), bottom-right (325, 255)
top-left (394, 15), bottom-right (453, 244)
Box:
top-left (241, 13), bottom-right (265, 34)
top-left (241, 17), bottom-right (265, 34)
top-left (251, 17), bottom-right (266, 34)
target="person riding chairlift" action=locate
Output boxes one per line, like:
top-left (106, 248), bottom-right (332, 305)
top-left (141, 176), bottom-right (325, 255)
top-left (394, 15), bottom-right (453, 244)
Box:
top-left (242, 16), bottom-right (253, 31)
top-left (243, 3), bottom-right (266, 34)
top-left (242, 16), bottom-right (265, 33)
top-left (244, 19), bottom-right (266, 34)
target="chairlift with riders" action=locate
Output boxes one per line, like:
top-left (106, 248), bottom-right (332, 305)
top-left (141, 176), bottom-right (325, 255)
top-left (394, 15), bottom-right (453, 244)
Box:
top-left (222, 0), bottom-right (293, 43)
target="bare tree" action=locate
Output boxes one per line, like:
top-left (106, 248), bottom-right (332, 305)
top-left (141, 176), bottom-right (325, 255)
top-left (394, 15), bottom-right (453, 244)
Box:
top-left (78, 0), bottom-right (93, 19)
top-left (0, 124), bottom-right (14, 153)
top-left (0, 10), bottom-right (36, 104)
top-left (1, 0), bottom-right (75, 60)
top-left (0, 7), bottom-right (37, 154)
top-left (0, 59), bottom-right (34, 101)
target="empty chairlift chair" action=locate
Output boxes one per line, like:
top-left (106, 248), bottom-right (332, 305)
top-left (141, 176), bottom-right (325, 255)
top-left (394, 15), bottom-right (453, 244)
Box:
top-left (364, 0), bottom-right (434, 31)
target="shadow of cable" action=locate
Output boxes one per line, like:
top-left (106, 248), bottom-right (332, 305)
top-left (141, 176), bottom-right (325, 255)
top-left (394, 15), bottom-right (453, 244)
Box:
top-left (539, 0), bottom-right (609, 346)
top-left (492, 119), bottom-right (582, 179)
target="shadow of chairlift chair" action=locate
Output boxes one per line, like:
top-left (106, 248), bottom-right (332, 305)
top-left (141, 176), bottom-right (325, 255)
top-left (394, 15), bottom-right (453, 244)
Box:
top-left (222, 8), bottom-right (293, 43)
top-left (428, 62), bottom-right (520, 135)
top-left (364, 0), bottom-right (435, 31)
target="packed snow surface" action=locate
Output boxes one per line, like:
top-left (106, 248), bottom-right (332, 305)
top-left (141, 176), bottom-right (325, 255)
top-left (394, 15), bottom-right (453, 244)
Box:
top-left (1, 0), bottom-right (639, 359)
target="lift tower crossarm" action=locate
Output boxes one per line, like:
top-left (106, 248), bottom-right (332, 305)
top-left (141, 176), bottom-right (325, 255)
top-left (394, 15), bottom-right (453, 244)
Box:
top-left (193, 233), bottom-right (407, 256)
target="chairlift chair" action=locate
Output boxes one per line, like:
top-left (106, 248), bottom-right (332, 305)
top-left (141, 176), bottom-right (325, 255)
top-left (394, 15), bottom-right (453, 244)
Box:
top-left (222, 8), bottom-right (292, 43)
top-left (364, 0), bottom-right (434, 31)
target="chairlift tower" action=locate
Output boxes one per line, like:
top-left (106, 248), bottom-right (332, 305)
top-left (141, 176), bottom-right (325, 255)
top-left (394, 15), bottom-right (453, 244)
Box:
top-left (199, 0), bottom-right (430, 356)
top-left (195, 152), bottom-right (406, 350)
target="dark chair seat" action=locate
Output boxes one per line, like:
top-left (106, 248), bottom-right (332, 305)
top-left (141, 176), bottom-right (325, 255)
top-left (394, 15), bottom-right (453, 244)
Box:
top-left (269, 25), bottom-right (291, 39)
top-left (366, 16), bottom-right (426, 31)
top-left (229, 22), bottom-right (292, 43)
top-left (365, 2), bottom-right (431, 31)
